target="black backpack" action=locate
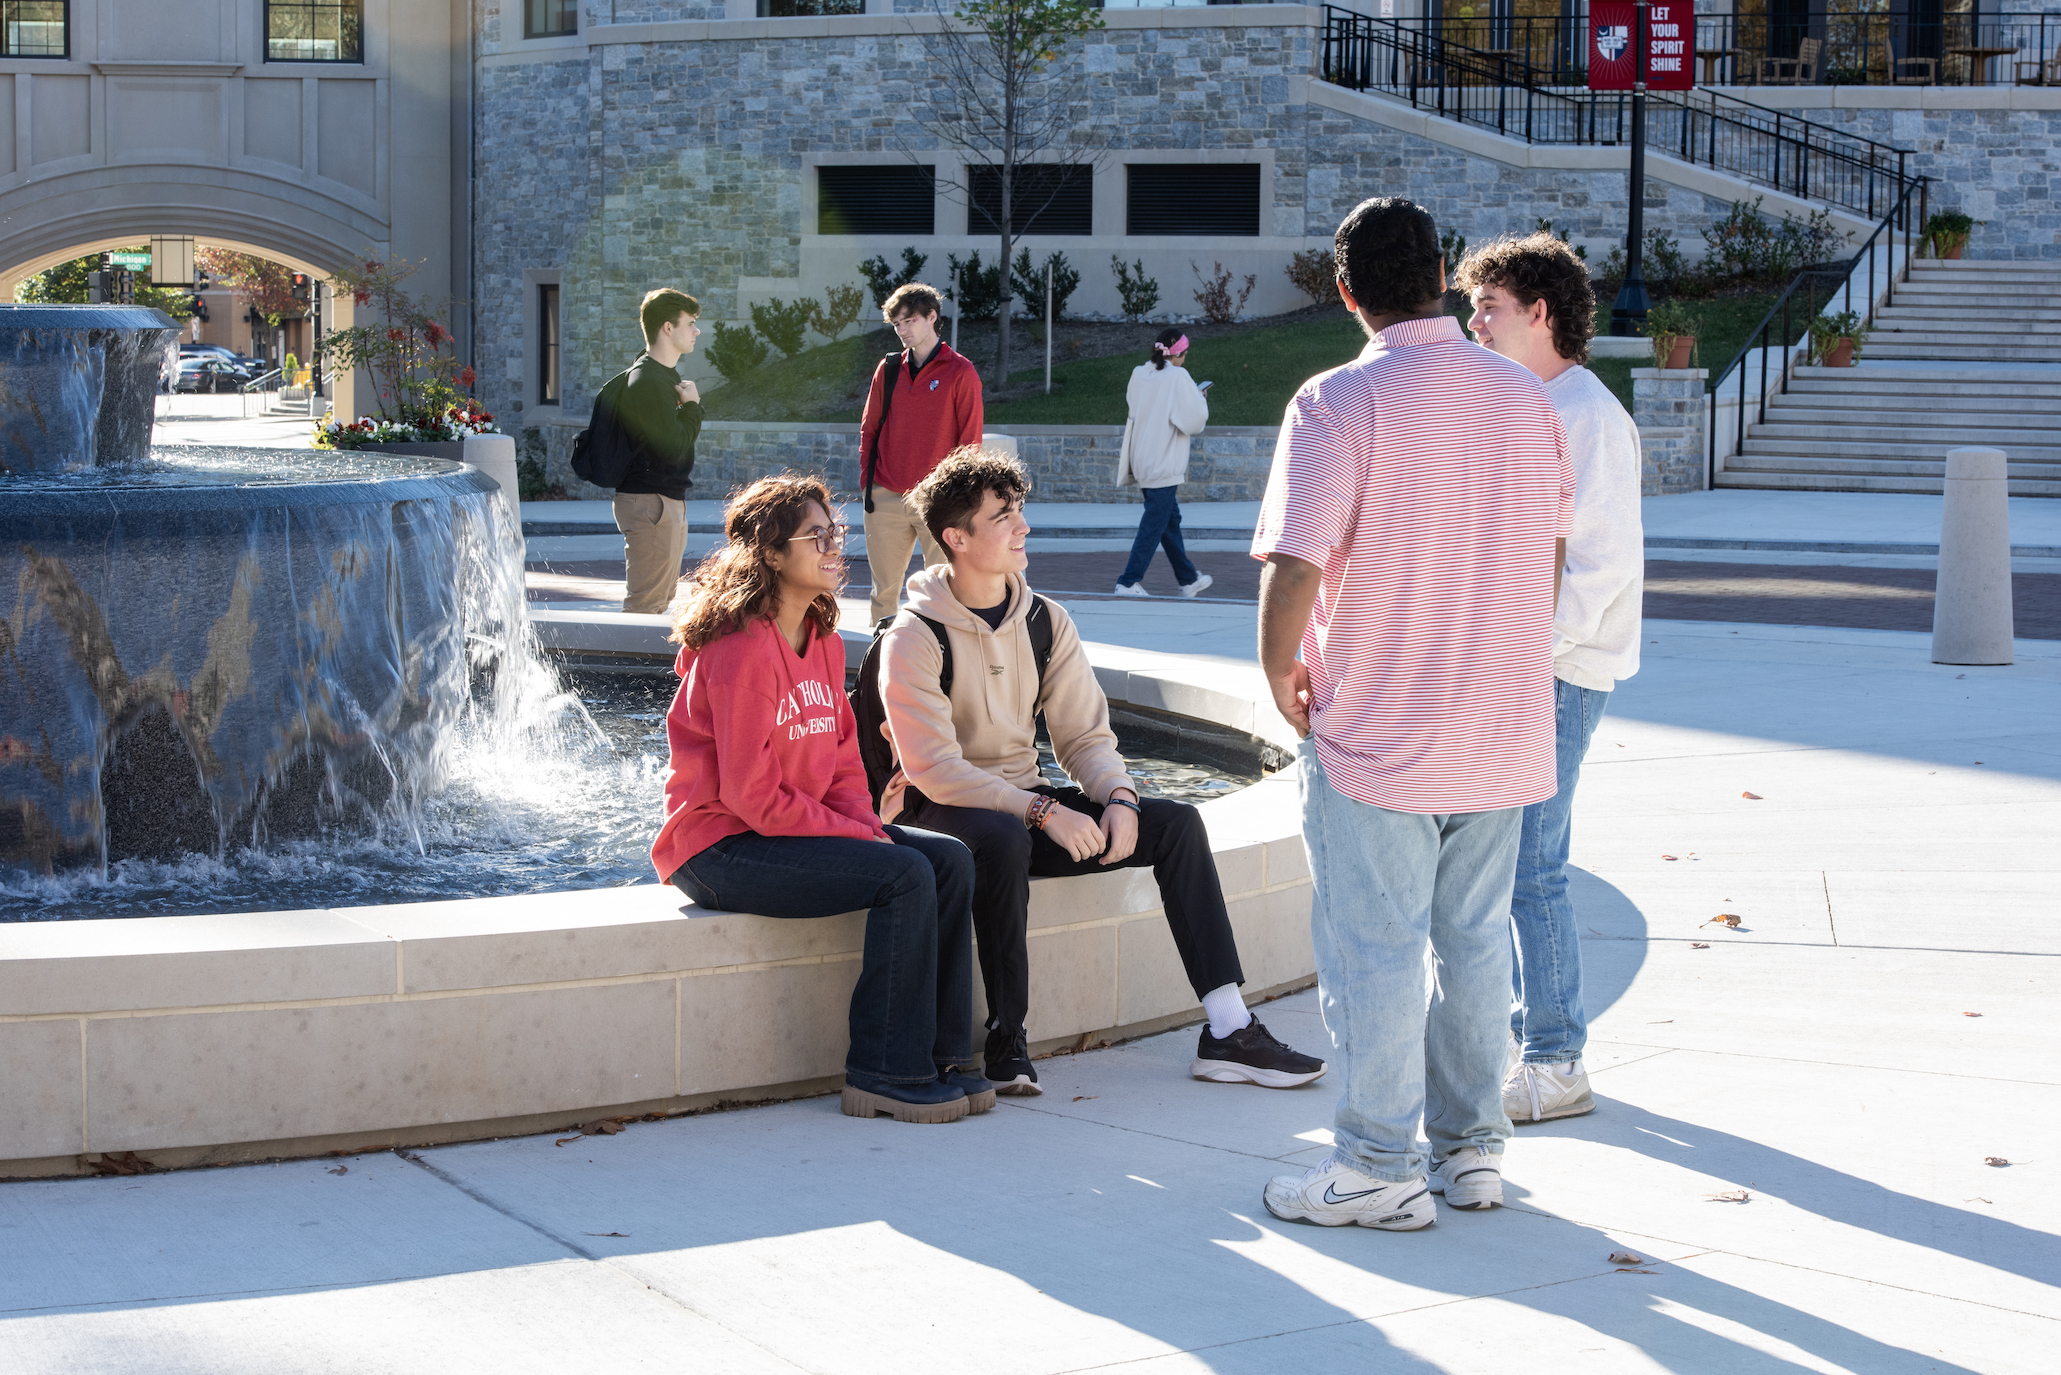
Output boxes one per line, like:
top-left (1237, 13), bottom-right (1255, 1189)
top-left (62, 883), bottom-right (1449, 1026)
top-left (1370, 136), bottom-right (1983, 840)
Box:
top-left (861, 351), bottom-right (905, 514)
top-left (850, 596), bottom-right (1054, 813)
top-left (570, 368), bottom-right (638, 488)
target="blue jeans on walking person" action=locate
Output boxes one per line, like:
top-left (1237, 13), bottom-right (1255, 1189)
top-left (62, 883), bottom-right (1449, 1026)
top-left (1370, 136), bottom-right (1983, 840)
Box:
top-left (1509, 679), bottom-right (1611, 1066)
top-left (1298, 740), bottom-right (1521, 1183)
top-left (668, 825), bottom-right (975, 1092)
top-left (1118, 485), bottom-right (1199, 588)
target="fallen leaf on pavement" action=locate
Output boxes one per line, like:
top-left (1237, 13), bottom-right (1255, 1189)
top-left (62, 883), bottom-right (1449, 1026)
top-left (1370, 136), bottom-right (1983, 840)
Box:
top-left (89, 1152), bottom-right (157, 1177)
top-left (1966, 1197), bottom-right (1992, 1204)
top-left (1690, 942), bottom-right (1710, 949)
top-left (1607, 1251), bottom-right (1645, 1265)
top-left (584, 1231), bottom-right (630, 1237)
top-left (1706, 1188), bottom-right (1753, 1203)
top-left (1704, 914), bottom-right (1743, 928)
top-left (1964, 1012), bottom-right (1982, 1017)
top-left (1617, 1268), bottom-right (1659, 1275)
top-left (327, 1165), bottom-right (348, 1176)
top-left (1985, 1157), bottom-right (2010, 1167)
top-left (1661, 854), bottom-right (1679, 861)
top-left (1647, 1019), bottom-right (1674, 1024)
top-left (1072, 1096), bottom-right (1098, 1102)
top-left (1741, 791), bottom-right (1763, 800)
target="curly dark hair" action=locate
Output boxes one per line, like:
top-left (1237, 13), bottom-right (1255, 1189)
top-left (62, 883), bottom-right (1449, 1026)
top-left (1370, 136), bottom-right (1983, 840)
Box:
top-left (1335, 198), bottom-right (1444, 319)
top-left (907, 446), bottom-right (1030, 558)
top-left (1454, 232), bottom-right (1597, 365)
top-left (670, 474), bottom-right (842, 650)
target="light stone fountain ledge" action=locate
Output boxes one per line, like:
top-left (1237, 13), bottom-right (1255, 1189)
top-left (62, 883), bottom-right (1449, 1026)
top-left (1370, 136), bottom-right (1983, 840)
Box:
top-left (0, 631), bottom-right (1313, 1180)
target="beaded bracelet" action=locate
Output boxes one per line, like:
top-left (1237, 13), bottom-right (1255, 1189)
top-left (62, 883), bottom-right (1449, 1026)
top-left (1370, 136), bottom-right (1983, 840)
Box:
top-left (1025, 795), bottom-right (1057, 830)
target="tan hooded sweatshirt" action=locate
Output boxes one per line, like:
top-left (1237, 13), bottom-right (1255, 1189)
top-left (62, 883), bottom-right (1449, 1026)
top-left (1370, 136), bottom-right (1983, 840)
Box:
top-left (878, 566), bottom-right (1133, 823)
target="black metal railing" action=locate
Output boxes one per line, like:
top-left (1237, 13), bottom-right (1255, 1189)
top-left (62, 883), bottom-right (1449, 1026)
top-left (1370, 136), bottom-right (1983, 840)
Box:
top-left (1383, 7), bottom-right (2061, 87)
top-left (1321, 9), bottom-right (1914, 217)
top-left (1705, 176), bottom-right (1929, 487)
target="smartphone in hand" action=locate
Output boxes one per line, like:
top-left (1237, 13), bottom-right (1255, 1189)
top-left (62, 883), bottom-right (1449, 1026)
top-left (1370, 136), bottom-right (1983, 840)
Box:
top-left (1197, 380), bottom-right (1214, 393)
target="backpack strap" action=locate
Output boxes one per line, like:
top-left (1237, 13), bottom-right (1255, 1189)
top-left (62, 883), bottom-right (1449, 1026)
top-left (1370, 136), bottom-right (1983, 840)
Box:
top-left (913, 612), bottom-right (954, 698)
top-left (862, 351), bottom-right (906, 515)
top-left (1026, 595), bottom-right (1055, 705)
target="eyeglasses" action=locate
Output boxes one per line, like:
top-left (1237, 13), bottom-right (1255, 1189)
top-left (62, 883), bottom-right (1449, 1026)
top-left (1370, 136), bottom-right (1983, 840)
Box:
top-left (787, 523), bottom-right (849, 554)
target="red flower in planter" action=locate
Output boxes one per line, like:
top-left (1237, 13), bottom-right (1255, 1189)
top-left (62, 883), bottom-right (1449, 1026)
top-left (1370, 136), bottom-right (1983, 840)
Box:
top-left (424, 322), bottom-right (447, 348)
top-left (459, 365), bottom-right (476, 389)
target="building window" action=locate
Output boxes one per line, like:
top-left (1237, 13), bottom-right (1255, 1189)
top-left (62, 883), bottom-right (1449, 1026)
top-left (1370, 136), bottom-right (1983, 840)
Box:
top-left (265, 1), bottom-right (362, 63)
top-left (524, 0), bottom-right (577, 39)
top-left (1, 1), bottom-right (68, 58)
top-left (817, 166), bottom-right (936, 237)
top-left (967, 165), bottom-right (1093, 237)
top-left (758, 0), bottom-right (864, 15)
top-left (1126, 164), bottom-right (1262, 237)
top-left (538, 284), bottom-right (561, 407)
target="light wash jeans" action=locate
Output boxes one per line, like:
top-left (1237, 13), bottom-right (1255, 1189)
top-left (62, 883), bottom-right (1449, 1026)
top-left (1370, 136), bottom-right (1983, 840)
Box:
top-left (1509, 679), bottom-right (1611, 1064)
top-left (1298, 740), bottom-right (1521, 1182)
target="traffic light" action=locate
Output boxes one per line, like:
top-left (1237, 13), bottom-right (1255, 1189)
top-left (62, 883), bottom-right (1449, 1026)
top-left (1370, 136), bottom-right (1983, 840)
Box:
top-left (291, 273), bottom-right (311, 303)
top-left (190, 295), bottom-right (209, 322)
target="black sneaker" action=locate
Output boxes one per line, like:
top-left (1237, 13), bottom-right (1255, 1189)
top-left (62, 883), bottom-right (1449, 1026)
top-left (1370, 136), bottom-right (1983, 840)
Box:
top-left (1192, 1018), bottom-right (1328, 1088)
top-left (983, 1026), bottom-right (1041, 1097)
top-left (940, 1065), bottom-right (997, 1114)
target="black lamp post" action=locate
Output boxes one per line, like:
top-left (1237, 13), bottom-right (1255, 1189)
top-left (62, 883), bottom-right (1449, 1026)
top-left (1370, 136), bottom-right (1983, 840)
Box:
top-left (1610, 0), bottom-right (1652, 336)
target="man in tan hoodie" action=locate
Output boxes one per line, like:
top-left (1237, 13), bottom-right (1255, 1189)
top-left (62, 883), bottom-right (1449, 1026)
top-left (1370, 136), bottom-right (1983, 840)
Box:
top-left (879, 447), bottom-right (1326, 1096)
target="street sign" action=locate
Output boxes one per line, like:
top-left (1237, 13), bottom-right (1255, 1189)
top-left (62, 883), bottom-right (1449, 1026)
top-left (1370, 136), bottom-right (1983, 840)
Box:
top-left (1589, 0), bottom-right (1694, 90)
top-left (109, 251), bottom-right (151, 270)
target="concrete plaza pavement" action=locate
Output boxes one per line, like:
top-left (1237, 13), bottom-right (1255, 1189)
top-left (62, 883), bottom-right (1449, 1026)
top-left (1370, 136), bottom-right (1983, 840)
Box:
top-left (4, 577), bottom-right (2056, 1370)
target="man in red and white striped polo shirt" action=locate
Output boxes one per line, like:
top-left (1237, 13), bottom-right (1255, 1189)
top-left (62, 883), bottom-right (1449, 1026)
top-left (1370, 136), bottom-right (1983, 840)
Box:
top-left (1254, 198), bottom-right (1573, 1231)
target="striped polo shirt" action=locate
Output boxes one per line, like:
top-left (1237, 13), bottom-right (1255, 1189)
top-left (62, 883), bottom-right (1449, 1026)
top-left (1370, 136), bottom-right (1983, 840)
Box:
top-left (1252, 315), bottom-right (1574, 815)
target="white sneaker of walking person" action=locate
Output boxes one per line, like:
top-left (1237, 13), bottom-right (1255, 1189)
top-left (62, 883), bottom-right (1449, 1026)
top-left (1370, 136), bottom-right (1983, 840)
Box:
top-left (1427, 1145), bottom-right (1504, 1210)
top-left (1263, 1157), bottom-right (1436, 1230)
top-left (1503, 1057), bottom-right (1595, 1122)
top-left (1177, 572), bottom-right (1213, 599)
top-left (1112, 581), bottom-right (1149, 597)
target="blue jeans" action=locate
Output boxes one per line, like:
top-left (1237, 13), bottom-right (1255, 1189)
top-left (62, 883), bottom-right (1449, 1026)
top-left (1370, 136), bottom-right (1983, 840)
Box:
top-left (1118, 485), bottom-right (1199, 588)
top-left (1509, 679), bottom-right (1610, 1065)
top-left (1298, 741), bottom-right (1521, 1182)
top-left (669, 826), bottom-right (975, 1091)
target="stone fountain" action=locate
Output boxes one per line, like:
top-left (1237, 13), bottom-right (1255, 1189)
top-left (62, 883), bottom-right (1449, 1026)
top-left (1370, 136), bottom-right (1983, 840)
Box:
top-left (0, 304), bottom-right (519, 875)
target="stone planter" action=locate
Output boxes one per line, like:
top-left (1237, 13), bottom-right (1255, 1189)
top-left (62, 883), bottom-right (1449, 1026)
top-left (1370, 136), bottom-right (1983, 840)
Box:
top-left (365, 433), bottom-right (519, 526)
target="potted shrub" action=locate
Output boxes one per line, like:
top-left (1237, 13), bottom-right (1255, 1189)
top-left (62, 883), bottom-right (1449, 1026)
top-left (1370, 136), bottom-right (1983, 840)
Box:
top-left (1808, 309), bottom-right (1870, 367)
top-left (1923, 209), bottom-right (1979, 260)
top-left (1640, 300), bottom-right (1701, 369)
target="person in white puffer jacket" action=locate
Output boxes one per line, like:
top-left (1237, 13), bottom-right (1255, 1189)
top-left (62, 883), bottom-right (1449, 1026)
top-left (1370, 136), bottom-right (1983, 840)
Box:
top-left (1114, 328), bottom-right (1214, 598)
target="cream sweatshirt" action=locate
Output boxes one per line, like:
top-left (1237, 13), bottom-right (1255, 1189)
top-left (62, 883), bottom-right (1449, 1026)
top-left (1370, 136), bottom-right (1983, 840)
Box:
top-left (878, 567), bottom-right (1133, 822)
top-left (1544, 365), bottom-right (1644, 691)
top-left (1118, 361), bottom-right (1209, 489)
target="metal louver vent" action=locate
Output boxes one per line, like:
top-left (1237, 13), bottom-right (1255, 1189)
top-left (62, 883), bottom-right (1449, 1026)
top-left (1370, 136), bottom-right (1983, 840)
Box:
top-left (1126, 164), bottom-right (1262, 237)
top-left (967, 165), bottom-right (1094, 236)
top-left (818, 166), bottom-right (936, 236)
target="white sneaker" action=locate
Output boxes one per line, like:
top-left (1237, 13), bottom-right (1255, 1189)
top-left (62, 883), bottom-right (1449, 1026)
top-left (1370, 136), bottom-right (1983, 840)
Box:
top-left (1112, 582), bottom-right (1149, 597)
top-left (1178, 572), bottom-right (1214, 599)
top-left (1427, 1146), bottom-right (1504, 1210)
top-left (1262, 1157), bottom-right (1435, 1230)
top-left (1505, 1033), bottom-right (1523, 1081)
top-left (1503, 1059), bottom-right (1596, 1123)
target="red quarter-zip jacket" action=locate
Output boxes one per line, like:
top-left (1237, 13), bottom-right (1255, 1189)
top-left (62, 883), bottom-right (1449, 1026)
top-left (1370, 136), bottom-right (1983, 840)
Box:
top-left (650, 618), bottom-right (886, 883)
top-left (858, 341), bottom-right (984, 494)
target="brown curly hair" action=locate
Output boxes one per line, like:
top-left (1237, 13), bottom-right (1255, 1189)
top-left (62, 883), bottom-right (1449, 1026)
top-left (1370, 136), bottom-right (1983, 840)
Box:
top-left (907, 446), bottom-right (1030, 558)
top-left (670, 474), bottom-right (843, 650)
top-left (1454, 232), bottom-right (1597, 365)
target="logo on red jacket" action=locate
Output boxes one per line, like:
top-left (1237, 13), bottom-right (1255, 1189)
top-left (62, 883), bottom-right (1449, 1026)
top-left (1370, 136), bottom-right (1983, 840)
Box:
top-left (929, 378), bottom-right (939, 391)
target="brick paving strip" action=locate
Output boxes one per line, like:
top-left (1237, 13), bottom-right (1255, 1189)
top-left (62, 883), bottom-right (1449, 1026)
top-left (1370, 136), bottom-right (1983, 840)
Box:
top-left (527, 554), bottom-right (2061, 640)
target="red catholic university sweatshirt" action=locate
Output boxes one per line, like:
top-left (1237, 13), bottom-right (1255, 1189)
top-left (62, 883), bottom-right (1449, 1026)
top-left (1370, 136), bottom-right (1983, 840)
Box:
top-left (650, 617), bottom-right (886, 883)
top-left (858, 342), bottom-right (984, 494)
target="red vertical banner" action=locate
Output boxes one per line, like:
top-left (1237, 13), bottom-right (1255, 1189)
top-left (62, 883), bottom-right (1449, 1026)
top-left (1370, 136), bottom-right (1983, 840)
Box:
top-left (1589, 1), bottom-right (1696, 91)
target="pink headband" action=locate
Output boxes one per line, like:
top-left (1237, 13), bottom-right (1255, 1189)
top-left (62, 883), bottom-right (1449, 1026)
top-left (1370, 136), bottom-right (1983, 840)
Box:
top-left (1155, 335), bottom-right (1190, 356)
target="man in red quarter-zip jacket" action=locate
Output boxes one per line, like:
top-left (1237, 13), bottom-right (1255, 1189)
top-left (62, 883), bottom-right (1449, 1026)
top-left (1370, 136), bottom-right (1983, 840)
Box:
top-left (858, 283), bottom-right (983, 623)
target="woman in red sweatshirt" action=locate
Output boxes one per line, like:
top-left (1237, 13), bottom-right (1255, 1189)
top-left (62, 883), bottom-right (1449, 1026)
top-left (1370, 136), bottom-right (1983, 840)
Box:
top-left (652, 474), bottom-right (984, 1124)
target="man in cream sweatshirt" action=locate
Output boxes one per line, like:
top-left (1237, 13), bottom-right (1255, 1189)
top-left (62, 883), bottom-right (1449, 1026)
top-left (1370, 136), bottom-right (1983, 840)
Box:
top-left (878, 448), bottom-right (1326, 1097)
top-left (1458, 233), bottom-right (1644, 1124)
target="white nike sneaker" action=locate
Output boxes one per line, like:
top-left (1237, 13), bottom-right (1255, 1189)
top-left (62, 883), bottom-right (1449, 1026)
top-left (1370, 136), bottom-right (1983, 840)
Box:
top-left (1262, 1157), bottom-right (1435, 1230)
top-left (1177, 572), bottom-right (1214, 599)
top-left (1112, 581), bottom-right (1149, 597)
top-left (1503, 1058), bottom-right (1596, 1123)
top-left (1428, 1146), bottom-right (1504, 1210)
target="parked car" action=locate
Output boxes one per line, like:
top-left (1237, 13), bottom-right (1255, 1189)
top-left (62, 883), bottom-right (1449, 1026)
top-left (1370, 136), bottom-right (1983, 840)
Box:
top-left (174, 358), bottom-right (252, 394)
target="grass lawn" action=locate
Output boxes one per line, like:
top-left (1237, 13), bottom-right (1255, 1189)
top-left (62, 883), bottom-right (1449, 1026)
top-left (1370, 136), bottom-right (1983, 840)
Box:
top-left (1588, 290), bottom-right (1791, 411)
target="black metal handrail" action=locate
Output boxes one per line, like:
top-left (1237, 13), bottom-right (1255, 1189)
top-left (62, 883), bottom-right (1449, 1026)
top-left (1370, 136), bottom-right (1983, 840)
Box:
top-left (1320, 9), bottom-right (1915, 218)
top-left (1705, 175), bottom-right (1929, 487)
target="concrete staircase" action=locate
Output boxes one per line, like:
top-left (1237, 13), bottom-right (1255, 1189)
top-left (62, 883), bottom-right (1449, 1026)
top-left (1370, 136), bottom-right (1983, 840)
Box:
top-left (1718, 260), bottom-right (2061, 495)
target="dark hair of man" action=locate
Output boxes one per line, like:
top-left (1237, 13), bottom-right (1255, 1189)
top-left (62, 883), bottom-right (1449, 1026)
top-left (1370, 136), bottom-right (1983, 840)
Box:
top-left (1334, 197), bottom-right (1443, 319)
top-left (907, 446), bottom-right (1030, 560)
top-left (1454, 232), bottom-right (1597, 366)
top-left (670, 473), bottom-right (841, 650)
top-left (1147, 326), bottom-right (1184, 371)
top-left (882, 282), bottom-right (943, 322)
top-left (640, 288), bottom-right (700, 345)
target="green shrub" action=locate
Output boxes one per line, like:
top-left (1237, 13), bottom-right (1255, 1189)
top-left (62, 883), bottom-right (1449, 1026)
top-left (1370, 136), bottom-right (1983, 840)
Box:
top-left (706, 321), bottom-right (769, 379)
top-left (1807, 308), bottom-right (1870, 362)
top-left (944, 250), bottom-right (1003, 320)
top-left (858, 247), bottom-right (928, 309)
top-left (1111, 256), bottom-right (1160, 322)
top-left (1011, 249), bottom-right (1080, 320)
top-left (750, 297), bottom-right (817, 358)
top-left (810, 283), bottom-right (864, 342)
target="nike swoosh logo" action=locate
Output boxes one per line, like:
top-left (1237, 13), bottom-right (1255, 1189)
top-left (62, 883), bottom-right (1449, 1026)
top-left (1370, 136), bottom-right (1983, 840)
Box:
top-left (1322, 1183), bottom-right (1379, 1204)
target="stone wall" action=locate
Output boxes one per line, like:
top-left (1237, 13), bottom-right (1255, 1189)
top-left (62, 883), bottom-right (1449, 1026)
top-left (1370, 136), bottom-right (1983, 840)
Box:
top-left (1633, 367), bottom-right (1710, 495)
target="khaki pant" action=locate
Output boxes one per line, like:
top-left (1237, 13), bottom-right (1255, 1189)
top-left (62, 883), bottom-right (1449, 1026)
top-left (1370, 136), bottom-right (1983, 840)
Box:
top-left (864, 487), bottom-right (948, 624)
top-left (613, 492), bottom-right (689, 615)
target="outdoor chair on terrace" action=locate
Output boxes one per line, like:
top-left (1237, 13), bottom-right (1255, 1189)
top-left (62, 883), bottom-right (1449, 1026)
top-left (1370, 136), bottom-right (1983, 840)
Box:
top-left (2015, 53), bottom-right (2059, 84)
top-left (1761, 37), bottom-right (1822, 85)
top-left (1893, 54), bottom-right (1938, 84)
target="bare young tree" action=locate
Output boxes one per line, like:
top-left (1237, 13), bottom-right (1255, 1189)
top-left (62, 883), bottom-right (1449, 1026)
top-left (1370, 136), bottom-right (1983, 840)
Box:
top-left (915, 0), bottom-right (1104, 389)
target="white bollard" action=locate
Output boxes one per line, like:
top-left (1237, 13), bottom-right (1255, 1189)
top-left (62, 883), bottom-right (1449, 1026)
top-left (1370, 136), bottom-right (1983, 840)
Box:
top-left (1932, 446), bottom-right (2014, 666)
top-left (981, 431), bottom-right (1019, 459)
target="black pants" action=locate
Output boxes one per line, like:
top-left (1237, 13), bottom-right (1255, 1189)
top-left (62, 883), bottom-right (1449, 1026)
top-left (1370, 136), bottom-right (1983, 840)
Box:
top-left (901, 787), bottom-right (1245, 1038)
